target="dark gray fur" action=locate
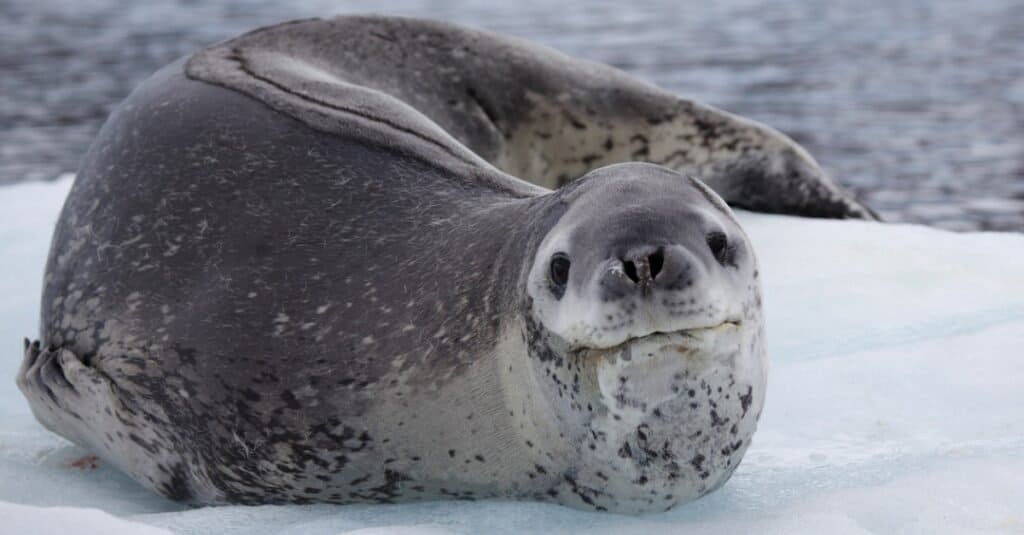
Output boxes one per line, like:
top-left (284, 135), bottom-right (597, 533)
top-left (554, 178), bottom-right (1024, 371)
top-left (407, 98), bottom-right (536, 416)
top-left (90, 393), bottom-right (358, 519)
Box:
top-left (19, 60), bottom-right (548, 504)
top-left (186, 15), bottom-right (876, 219)
top-left (17, 16), bottom-right (776, 512)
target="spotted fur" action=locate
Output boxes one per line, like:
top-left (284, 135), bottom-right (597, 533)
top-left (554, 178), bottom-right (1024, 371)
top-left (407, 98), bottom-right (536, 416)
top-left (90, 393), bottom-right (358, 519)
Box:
top-left (17, 16), bottom-right (772, 513)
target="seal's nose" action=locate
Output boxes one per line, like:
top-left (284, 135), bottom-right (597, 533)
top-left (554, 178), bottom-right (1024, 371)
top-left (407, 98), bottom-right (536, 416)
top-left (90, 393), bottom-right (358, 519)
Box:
top-left (600, 245), bottom-right (694, 299)
top-left (621, 247), bottom-right (663, 285)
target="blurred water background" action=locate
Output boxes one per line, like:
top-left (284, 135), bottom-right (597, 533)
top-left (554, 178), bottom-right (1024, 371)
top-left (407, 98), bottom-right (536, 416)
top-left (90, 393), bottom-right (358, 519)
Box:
top-left (3, 0), bottom-right (1023, 231)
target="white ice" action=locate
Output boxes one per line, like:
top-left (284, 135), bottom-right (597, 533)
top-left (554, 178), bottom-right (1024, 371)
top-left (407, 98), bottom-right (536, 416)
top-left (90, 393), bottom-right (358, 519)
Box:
top-left (1, 177), bottom-right (1022, 534)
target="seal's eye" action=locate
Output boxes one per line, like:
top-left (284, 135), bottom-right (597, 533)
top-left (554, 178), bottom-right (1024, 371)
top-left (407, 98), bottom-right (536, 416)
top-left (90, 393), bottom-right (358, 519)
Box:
top-left (706, 231), bottom-right (730, 265)
top-left (549, 253), bottom-right (571, 290)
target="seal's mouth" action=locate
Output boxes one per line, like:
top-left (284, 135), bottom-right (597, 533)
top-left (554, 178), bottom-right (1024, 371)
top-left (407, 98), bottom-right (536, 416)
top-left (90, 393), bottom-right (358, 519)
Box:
top-left (572, 319), bottom-right (742, 356)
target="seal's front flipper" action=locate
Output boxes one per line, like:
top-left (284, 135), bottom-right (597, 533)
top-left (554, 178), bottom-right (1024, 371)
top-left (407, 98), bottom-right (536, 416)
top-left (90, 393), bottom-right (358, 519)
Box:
top-left (17, 340), bottom-right (91, 446)
top-left (16, 340), bottom-right (199, 502)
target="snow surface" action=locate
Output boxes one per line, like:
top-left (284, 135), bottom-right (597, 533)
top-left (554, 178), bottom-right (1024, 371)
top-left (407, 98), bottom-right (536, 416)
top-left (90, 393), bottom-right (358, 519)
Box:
top-left (1, 176), bottom-right (1022, 534)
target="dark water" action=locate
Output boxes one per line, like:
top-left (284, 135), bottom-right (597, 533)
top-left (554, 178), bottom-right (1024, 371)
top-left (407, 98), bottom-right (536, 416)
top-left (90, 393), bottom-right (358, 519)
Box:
top-left (3, 0), bottom-right (1024, 231)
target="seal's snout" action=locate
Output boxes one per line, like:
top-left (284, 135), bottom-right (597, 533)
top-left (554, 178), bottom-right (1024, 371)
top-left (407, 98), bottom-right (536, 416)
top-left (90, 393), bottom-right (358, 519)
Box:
top-left (620, 246), bottom-right (664, 284)
top-left (601, 245), bottom-right (695, 299)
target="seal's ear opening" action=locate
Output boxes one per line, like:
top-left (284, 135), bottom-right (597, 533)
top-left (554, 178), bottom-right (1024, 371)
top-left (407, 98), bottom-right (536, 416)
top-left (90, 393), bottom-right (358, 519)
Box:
top-left (548, 253), bottom-right (571, 298)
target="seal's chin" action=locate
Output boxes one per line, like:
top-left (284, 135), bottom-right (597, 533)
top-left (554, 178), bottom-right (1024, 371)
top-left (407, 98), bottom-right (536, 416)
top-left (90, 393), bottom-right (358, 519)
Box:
top-left (575, 319), bottom-right (747, 420)
top-left (572, 320), bottom-right (742, 359)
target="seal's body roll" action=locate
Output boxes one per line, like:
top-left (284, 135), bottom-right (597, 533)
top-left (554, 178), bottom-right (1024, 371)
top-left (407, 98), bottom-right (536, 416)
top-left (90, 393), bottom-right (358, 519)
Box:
top-left (19, 16), bottom-right (781, 513)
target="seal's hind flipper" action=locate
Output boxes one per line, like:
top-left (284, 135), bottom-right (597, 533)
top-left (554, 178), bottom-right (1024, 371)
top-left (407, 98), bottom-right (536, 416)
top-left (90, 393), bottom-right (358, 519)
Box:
top-left (16, 341), bottom-right (200, 502)
top-left (185, 16), bottom-right (876, 219)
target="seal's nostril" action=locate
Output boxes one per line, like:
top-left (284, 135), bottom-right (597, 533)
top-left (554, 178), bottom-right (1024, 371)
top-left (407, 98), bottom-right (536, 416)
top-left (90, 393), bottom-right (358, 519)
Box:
top-left (622, 259), bottom-right (640, 283)
top-left (649, 248), bottom-right (664, 280)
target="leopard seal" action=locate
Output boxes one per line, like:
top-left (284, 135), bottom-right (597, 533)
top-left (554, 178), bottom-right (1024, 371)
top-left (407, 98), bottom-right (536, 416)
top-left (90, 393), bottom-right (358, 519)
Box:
top-left (20, 16), bottom-right (778, 513)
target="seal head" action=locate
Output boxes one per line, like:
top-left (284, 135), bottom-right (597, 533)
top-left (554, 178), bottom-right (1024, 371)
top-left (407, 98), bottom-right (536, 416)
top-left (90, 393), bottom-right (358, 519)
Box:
top-left (511, 163), bottom-right (766, 512)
